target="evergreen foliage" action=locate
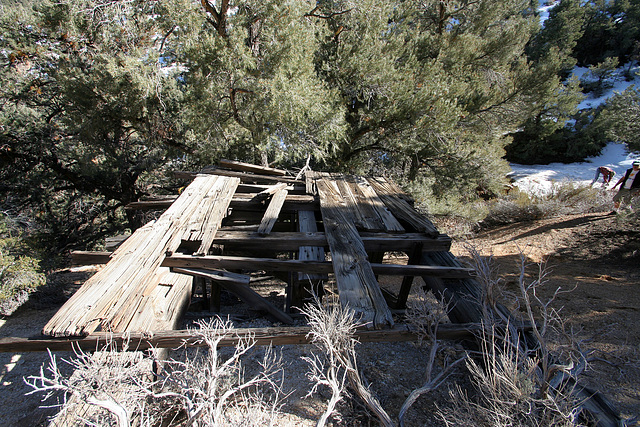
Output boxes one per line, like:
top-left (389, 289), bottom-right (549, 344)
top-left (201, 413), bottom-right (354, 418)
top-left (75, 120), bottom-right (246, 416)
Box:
top-left (597, 87), bottom-right (640, 153)
top-left (1, 0), bottom-right (639, 255)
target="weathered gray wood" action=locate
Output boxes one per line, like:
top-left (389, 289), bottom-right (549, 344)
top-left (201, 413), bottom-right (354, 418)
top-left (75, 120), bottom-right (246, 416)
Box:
top-left (315, 176), bottom-right (394, 329)
top-left (163, 254), bottom-right (474, 278)
top-left (126, 193), bottom-right (317, 215)
top-left (0, 323), bottom-right (521, 353)
top-left (172, 267), bottom-right (293, 324)
top-left (192, 177), bottom-right (240, 255)
top-left (297, 210), bottom-right (326, 282)
top-left (257, 188), bottom-right (288, 236)
top-left (71, 233), bottom-right (453, 265)
top-left (219, 159), bottom-right (287, 176)
top-left (367, 177), bottom-right (439, 237)
top-left (343, 174), bottom-right (405, 232)
top-left (43, 175), bottom-right (238, 337)
top-left (175, 169), bottom-right (301, 184)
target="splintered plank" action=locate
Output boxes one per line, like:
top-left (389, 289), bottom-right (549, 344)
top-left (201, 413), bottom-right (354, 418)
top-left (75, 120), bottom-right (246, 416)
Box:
top-left (257, 187), bottom-right (288, 236)
top-left (43, 175), bottom-right (238, 337)
top-left (366, 177), bottom-right (439, 237)
top-left (315, 176), bottom-right (394, 329)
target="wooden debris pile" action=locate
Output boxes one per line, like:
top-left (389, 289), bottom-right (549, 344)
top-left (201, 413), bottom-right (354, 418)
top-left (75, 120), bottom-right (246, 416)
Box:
top-left (42, 160), bottom-right (475, 337)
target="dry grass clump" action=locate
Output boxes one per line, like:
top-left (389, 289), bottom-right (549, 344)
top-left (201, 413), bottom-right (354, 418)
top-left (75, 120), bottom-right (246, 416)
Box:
top-left (436, 247), bottom-right (590, 427)
top-left (478, 183), bottom-right (610, 229)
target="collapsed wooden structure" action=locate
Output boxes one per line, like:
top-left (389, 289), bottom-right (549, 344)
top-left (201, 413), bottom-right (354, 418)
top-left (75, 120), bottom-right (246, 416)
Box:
top-left (0, 160), bottom-right (623, 426)
top-left (42, 160), bottom-right (478, 338)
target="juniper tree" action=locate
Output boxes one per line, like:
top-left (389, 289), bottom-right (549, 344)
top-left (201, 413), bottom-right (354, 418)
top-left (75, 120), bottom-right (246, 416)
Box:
top-left (174, 0), bottom-right (345, 167)
top-left (0, 0), bottom-right (187, 250)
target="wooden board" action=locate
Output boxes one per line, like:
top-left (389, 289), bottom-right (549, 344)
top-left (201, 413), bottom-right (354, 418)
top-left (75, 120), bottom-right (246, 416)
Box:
top-left (257, 188), bottom-right (288, 236)
top-left (315, 176), bottom-right (394, 329)
top-left (337, 174), bottom-right (404, 232)
top-left (219, 158), bottom-right (287, 176)
top-left (297, 210), bottom-right (326, 282)
top-left (0, 323), bottom-right (517, 353)
top-left (366, 177), bottom-right (439, 237)
top-left (43, 175), bottom-right (239, 337)
top-left (71, 232), bottom-right (452, 265)
top-left (163, 253), bottom-right (474, 278)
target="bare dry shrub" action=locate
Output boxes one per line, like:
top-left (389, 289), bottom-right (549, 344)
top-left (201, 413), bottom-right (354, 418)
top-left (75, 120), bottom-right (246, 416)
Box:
top-left (399, 288), bottom-right (466, 426)
top-left (437, 248), bottom-right (588, 427)
top-left (159, 317), bottom-right (286, 427)
top-left (25, 339), bottom-right (160, 426)
top-left (25, 317), bottom-right (286, 427)
top-left (301, 293), bottom-right (393, 427)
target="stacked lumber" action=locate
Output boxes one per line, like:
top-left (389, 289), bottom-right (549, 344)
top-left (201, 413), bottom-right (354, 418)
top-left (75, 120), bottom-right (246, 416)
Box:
top-left (43, 175), bottom-right (239, 337)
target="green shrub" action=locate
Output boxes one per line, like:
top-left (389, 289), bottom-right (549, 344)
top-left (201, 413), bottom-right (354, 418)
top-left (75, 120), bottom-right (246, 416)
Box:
top-left (0, 214), bottom-right (46, 316)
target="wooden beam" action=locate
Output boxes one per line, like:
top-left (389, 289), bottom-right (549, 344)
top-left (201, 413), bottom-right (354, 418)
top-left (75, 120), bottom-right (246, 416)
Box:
top-left (72, 233), bottom-right (452, 266)
top-left (0, 323), bottom-right (521, 353)
top-left (257, 188), bottom-right (288, 236)
top-left (175, 169), bottom-right (301, 184)
top-left (163, 254), bottom-right (474, 278)
top-left (316, 176), bottom-right (394, 329)
top-left (172, 267), bottom-right (293, 324)
top-left (297, 210), bottom-right (326, 282)
top-left (126, 193), bottom-right (318, 212)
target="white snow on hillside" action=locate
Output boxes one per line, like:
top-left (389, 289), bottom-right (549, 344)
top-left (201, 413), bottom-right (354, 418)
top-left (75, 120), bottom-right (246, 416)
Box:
top-left (510, 2), bottom-right (640, 197)
top-left (509, 142), bottom-right (640, 196)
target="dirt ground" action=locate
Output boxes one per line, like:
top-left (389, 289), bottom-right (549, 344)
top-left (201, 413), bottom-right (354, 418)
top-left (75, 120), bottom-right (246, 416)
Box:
top-left (0, 211), bottom-right (639, 426)
top-left (450, 211), bottom-right (640, 423)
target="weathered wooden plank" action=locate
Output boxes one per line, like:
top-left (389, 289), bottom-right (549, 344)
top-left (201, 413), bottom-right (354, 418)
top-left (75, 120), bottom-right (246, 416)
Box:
top-left (219, 159), bottom-right (287, 176)
top-left (315, 177), bottom-right (394, 329)
top-left (163, 254), bottom-right (474, 278)
top-left (175, 169), bottom-right (301, 184)
top-left (0, 323), bottom-right (519, 353)
top-left (305, 170), bottom-right (318, 195)
top-left (126, 193), bottom-right (318, 212)
top-left (297, 210), bottom-right (326, 282)
top-left (366, 177), bottom-right (439, 237)
top-left (173, 267), bottom-right (251, 285)
top-left (71, 232), bottom-right (452, 266)
top-left (257, 188), bottom-right (288, 236)
top-left (43, 175), bottom-right (238, 337)
top-left (193, 178), bottom-right (240, 255)
top-left (172, 267), bottom-right (293, 324)
top-left (343, 174), bottom-right (405, 232)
